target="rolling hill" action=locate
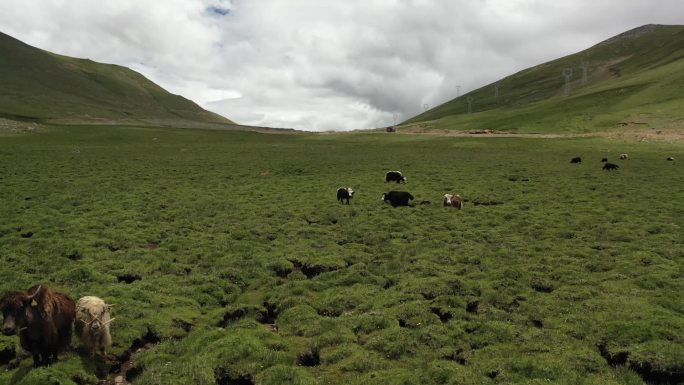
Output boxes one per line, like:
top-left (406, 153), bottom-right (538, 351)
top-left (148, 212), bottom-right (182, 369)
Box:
top-left (0, 31), bottom-right (234, 127)
top-left (402, 24), bottom-right (684, 134)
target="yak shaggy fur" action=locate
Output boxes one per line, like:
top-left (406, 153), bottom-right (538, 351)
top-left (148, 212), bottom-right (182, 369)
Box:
top-left (75, 296), bottom-right (112, 357)
top-left (0, 284), bottom-right (75, 366)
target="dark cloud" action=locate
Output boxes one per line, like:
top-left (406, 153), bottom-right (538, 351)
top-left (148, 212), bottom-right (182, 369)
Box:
top-left (207, 6), bottom-right (231, 16)
top-left (0, 0), bottom-right (682, 131)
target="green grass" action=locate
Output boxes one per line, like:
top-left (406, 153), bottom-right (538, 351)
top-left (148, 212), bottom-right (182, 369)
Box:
top-left (403, 24), bottom-right (684, 133)
top-left (1, 126), bottom-right (683, 384)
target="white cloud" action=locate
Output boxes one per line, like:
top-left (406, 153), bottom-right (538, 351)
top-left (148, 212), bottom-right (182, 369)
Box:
top-left (1, 0), bottom-right (683, 131)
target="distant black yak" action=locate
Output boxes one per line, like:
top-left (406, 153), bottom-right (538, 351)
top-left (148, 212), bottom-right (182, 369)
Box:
top-left (382, 191), bottom-right (414, 207)
top-left (602, 162), bottom-right (619, 171)
top-left (570, 157), bottom-right (582, 164)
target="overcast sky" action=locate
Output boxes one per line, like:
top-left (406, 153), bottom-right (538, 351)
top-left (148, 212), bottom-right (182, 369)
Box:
top-left (1, 1), bottom-right (682, 131)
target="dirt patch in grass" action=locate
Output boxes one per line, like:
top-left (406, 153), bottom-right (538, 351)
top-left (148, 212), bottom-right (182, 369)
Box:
top-left (395, 126), bottom-right (684, 143)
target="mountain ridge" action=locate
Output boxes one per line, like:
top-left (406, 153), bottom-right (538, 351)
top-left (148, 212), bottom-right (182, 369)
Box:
top-left (0, 31), bottom-right (235, 128)
top-left (402, 24), bottom-right (684, 133)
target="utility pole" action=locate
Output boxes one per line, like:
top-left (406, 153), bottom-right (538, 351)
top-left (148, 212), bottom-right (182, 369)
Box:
top-left (456, 85), bottom-right (461, 97)
top-left (563, 68), bottom-right (573, 96)
top-left (581, 62), bottom-right (589, 84)
top-left (467, 96), bottom-right (474, 113)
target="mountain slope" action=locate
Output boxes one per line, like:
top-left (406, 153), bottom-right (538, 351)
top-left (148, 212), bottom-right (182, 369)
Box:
top-left (403, 24), bottom-right (684, 133)
top-left (0, 31), bottom-right (233, 127)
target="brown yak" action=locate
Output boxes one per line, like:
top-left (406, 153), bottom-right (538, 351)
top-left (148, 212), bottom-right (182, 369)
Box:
top-left (0, 284), bottom-right (75, 366)
top-left (443, 193), bottom-right (464, 209)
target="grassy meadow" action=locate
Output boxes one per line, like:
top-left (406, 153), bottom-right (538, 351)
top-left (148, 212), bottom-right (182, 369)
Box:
top-left (0, 125), bottom-right (683, 385)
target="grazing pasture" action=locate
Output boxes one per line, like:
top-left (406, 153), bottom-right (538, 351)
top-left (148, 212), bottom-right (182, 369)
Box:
top-left (0, 125), bottom-right (683, 385)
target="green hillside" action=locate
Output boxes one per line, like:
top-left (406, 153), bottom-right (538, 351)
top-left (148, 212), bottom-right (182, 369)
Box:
top-left (0, 31), bottom-right (233, 127)
top-left (403, 24), bottom-right (684, 133)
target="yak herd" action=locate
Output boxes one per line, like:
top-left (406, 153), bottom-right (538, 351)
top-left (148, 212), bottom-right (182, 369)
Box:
top-left (337, 171), bottom-right (464, 209)
top-left (0, 284), bottom-right (112, 367)
top-left (573, 153), bottom-right (674, 171)
top-left (1, 155), bottom-right (674, 370)
top-left (341, 153), bottom-right (675, 208)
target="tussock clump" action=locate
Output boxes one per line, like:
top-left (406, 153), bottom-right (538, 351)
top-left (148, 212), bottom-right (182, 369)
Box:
top-left (597, 340), bottom-right (684, 384)
top-left (125, 364), bottom-right (144, 382)
top-left (268, 260), bottom-right (293, 278)
top-left (219, 308), bottom-right (249, 327)
top-left (289, 258), bottom-right (341, 279)
top-left (443, 347), bottom-right (472, 365)
top-left (430, 307), bottom-right (453, 323)
top-left (130, 328), bottom-right (161, 352)
top-left (466, 300), bottom-right (479, 314)
top-left (172, 318), bottom-right (193, 333)
top-left (530, 318), bottom-right (544, 328)
top-left (297, 348), bottom-right (320, 367)
top-left (215, 367), bottom-right (254, 385)
top-left (64, 249), bottom-right (83, 260)
top-left (530, 278), bottom-right (554, 293)
top-left (257, 301), bottom-right (279, 324)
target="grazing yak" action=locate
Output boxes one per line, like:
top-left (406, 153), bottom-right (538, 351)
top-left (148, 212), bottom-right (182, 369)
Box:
top-left (603, 162), bottom-right (619, 171)
top-left (601, 158), bottom-right (608, 162)
top-left (336, 187), bottom-right (354, 204)
top-left (443, 193), bottom-right (464, 209)
top-left (619, 153), bottom-right (629, 160)
top-left (385, 171), bottom-right (407, 183)
top-left (667, 156), bottom-right (674, 161)
top-left (570, 157), bottom-right (582, 164)
top-left (382, 191), bottom-right (414, 207)
top-left (0, 284), bottom-right (75, 367)
top-left (75, 296), bottom-right (113, 358)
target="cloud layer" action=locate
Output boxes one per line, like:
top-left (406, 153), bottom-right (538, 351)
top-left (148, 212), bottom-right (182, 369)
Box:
top-left (1, 0), bottom-right (682, 131)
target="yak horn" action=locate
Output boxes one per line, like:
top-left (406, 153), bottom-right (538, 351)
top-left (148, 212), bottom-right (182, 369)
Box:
top-left (27, 285), bottom-right (42, 299)
top-left (102, 318), bottom-right (115, 326)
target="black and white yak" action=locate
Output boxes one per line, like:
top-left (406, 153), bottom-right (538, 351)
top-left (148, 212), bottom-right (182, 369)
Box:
top-left (336, 187), bottom-right (354, 204)
top-left (385, 171), bottom-right (407, 183)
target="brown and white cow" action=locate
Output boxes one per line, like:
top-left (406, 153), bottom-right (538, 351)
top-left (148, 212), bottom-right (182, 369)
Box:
top-left (0, 284), bottom-right (75, 366)
top-left (443, 193), bottom-right (464, 209)
top-left (75, 296), bottom-right (113, 357)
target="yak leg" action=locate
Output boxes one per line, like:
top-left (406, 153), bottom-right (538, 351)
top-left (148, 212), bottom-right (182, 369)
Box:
top-left (32, 352), bottom-right (41, 367)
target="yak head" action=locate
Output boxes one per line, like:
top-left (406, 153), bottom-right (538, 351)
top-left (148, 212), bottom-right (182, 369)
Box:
top-left (79, 302), bottom-right (112, 332)
top-left (0, 285), bottom-right (43, 336)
